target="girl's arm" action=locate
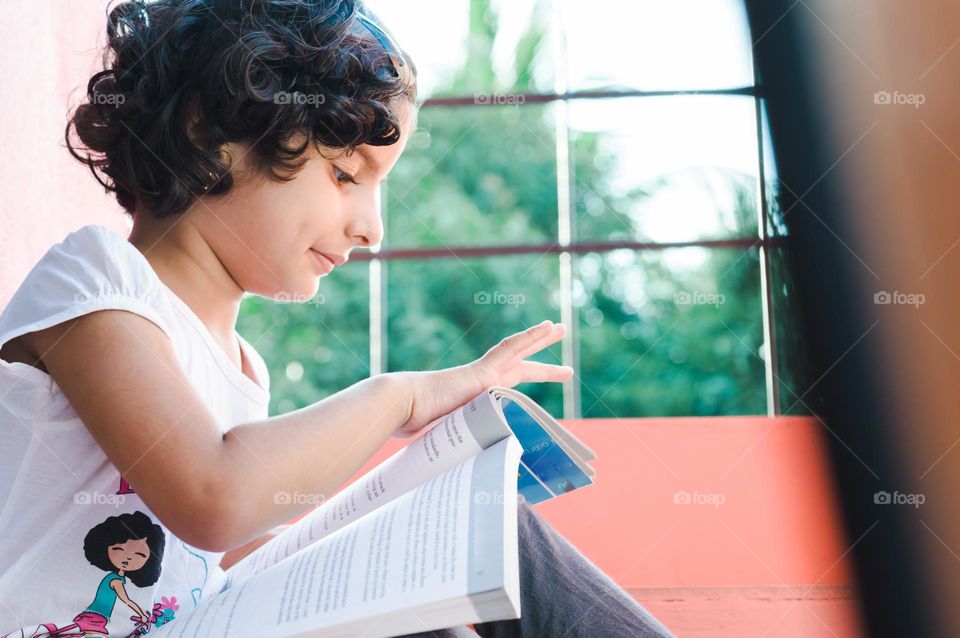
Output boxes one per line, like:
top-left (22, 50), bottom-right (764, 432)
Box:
top-left (29, 311), bottom-right (567, 553)
top-left (111, 580), bottom-right (148, 621)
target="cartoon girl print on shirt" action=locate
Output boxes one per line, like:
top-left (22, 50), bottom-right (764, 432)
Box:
top-left (117, 475), bottom-right (208, 609)
top-left (6, 511), bottom-right (166, 637)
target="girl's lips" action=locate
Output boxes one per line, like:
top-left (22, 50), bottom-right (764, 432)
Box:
top-left (310, 249), bottom-right (336, 274)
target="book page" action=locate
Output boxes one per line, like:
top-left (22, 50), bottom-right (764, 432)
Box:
top-left (222, 389), bottom-right (514, 589)
top-left (157, 437), bottom-right (524, 638)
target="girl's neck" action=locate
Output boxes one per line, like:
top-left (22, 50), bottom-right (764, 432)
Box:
top-left (127, 213), bottom-right (244, 350)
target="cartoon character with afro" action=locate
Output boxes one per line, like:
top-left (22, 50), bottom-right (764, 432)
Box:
top-left (10, 511), bottom-right (167, 637)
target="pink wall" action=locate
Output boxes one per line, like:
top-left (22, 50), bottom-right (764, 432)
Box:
top-left (0, 1), bottom-right (129, 307)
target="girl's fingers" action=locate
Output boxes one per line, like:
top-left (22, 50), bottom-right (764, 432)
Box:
top-left (515, 360), bottom-right (574, 384)
top-left (514, 323), bottom-right (565, 361)
top-left (488, 321), bottom-right (564, 365)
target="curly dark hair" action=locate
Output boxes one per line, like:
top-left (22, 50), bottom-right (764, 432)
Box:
top-left (83, 510), bottom-right (166, 587)
top-left (65, 0), bottom-right (418, 220)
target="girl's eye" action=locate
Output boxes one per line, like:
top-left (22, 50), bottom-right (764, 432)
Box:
top-left (334, 167), bottom-right (358, 185)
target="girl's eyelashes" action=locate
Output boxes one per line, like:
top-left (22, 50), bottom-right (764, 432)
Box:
top-left (334, 166), bottom-right (358, 186)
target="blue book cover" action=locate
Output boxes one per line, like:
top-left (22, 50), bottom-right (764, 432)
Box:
top-left (499, 397), bottom-right (594, 504)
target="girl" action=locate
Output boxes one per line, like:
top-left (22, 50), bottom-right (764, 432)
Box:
top-left (0, 1), bottom-right (673, 636)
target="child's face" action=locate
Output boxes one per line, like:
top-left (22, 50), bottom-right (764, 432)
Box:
top-left (195, 99), bottom-right (417, 301)
top-left (108, 537), bottom-right (150, 572)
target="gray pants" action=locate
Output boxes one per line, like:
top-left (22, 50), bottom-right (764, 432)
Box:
top-left (396, 499), bottom-right (675, 638)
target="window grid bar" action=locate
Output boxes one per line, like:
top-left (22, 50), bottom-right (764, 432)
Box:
top-left (369, 181), bottom-right (387, 377)
top-left (554, 0), bottom-right (579, 420)
top-left (750, 60), bottom-right (780, 417)
top-left (422, 86), bottom-right (758, 108)
top-left (755, 97), bottom-right (780, 417)
top-left (348, 236), bottom-right (782, 262)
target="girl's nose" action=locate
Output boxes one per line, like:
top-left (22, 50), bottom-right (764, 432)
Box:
top-left (348, 214), bottom-right (383, 248)
top-left (346, 190), bottom-right (384, 248)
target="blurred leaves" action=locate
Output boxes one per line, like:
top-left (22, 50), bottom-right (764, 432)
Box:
top-left (238, 0), bottom-right (772, 418)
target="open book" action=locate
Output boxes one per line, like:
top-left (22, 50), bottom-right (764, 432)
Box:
top-left (155, 386), bottom-right (596, 638)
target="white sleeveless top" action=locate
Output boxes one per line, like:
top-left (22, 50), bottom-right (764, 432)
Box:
top-left (0, 224), bottom-right (271, 637)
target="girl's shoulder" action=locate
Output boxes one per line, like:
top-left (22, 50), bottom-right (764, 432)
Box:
top-left (11, 223), bottom-right (160, 294)
top-left (0, 224), bottom-right (175, 379)
top-left (40, 223), bottom-right (155, 286)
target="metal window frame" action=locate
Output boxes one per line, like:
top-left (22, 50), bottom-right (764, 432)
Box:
top-left (365, 9), bottom-right (781, 418)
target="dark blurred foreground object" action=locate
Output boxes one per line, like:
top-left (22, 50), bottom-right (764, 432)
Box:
top-left (747, 0), bottom-right (960, 636)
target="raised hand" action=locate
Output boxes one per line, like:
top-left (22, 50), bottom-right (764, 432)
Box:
top-left (392, 320), bottom-right (572, 438)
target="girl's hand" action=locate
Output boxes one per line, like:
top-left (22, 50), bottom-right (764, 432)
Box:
top-left (392, 320), bottom-right (572, 438)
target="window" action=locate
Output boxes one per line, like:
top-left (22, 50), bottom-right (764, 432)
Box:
top-left (239, 0), bottom-right (808, 419)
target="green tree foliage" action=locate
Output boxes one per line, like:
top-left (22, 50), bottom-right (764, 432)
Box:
top-left (239, 0), bottom-right (769, 418)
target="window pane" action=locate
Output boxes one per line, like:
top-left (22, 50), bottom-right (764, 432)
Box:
top-left (576, 247), bottom-right (765, 417)
top-left (237, 261), bottom-right (371, 415)
top-left (561, 0), bottom-right (754, 91)
top-left (367, 0), bottom-right (557, 99)
top-left (570, 96), bottom-right (759, 243)
top-left (386, 103), bottom-right (558, 248)
top-left (385, 254), bottom-right (564, 417)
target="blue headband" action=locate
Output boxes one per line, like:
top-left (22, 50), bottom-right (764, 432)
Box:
top-left (355, 13), bottom-right (405, 68)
